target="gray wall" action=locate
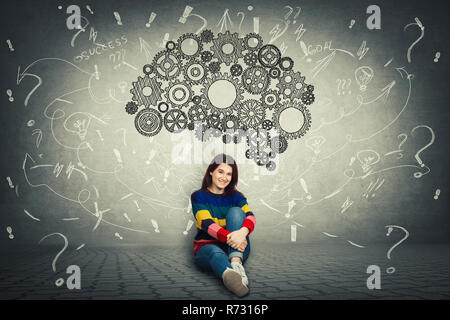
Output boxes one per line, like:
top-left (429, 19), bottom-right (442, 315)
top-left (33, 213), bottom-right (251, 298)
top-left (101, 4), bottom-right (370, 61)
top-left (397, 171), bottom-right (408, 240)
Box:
top-left (0, 0), bottom-right (448, 250)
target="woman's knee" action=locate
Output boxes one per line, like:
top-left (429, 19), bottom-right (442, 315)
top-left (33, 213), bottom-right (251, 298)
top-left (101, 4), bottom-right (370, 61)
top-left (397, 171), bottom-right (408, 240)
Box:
top-left (226, 207), bottom-right (245, 221)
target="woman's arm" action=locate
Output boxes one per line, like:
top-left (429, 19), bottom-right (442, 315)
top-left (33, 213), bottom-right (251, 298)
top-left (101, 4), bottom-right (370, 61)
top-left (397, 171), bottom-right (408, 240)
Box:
top-left (238, 199), bottom-right (256, 235)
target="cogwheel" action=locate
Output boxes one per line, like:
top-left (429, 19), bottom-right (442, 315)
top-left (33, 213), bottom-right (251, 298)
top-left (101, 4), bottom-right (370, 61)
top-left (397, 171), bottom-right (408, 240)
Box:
top-left (125, 101), bottom-right (139, 115)
top-left (261, 89), bottom-right (280, 110)
top-left (210, 127), bottom-right (222, 137)
top-left (183, 60), bottom-right (208, 85)
top-left (222, 133), bottom-right (233, 144)
top-left (176, 33), bottom-right (203, 60)
top-left (188, 104), bottom-right (207, 122)
top-left (166, 81), bottom-right (193, 108)
top-left (200, 29), bottom-right (214, 43)
top-left (194, 122), bottom-right (212, 142)
top-left (135, 108), bottom-right (163, 137)
top-left (205, 112), bottom-right (223, 130)
top-left (152, 50), bottom-right (182, 81)
top-left (201, 51), bottom-right (213, 62)
top-left (143, 64), bottom-right (153, 75)
top-left (307, 84), bottom-right (314, 92)
top-left (230, 64), bottom-right (243, 77)
top-left (210, 31), bottom-right (244, 66)
top-left (166, 41), bottom-right (176, 51)
top-left (254, 150), bottom-right (270, 166)
top-left (157, 101), bottom-right (169, 113)
top-left (270, 135), bottom-right (288, 154)
top-left (237, 99), bottom-right (266, 129)
top-left (266, 161), bottom-right (277, 171)
top-left (244, 52), bottom-right (258, 66)
top-left (245, 148), bottom-right (257, 160)
top-left (130, 75), bottom-right (163, 107)
top-left (242, 66), bottom-right (270, 94)
top-left (262, 119), bottom-right (274, 130)
top-left (258, 44), bottom-right (282, 68)
top-left (187, 122), bottom-right (195, 131)
top-left (276, 70), bottom-right (306, 99)
top-left (233, 128), bottom-right (247, 144)
top-left (192, 95), bottom-right (202, 104)
top-left (201, 72), bottom-right (244, 116)
top-left (301, 91), bottom-right (315, 105)
top-left (208, 61), bottom-right (221, 73)
top-left (268, 67), bottom-right (281, 79)
top-left (279, 57), bottom-right (294, 71)
top-left (232, 134), bottom-right (241, 144)
top-left (272, 100), bottom-right (311, 140)
top-left (242, 33), bottom-right (263, 52)
top-left (246, 128), bottom-right (270, 150)
top-left (164, 109), bottom-right (188, 133)
top-left (222, 115), bottom-right (240, 131)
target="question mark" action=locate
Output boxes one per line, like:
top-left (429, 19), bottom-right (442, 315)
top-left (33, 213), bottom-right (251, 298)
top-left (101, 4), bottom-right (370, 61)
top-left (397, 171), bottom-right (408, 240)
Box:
top-left (346, 78), bottom-right (352, 94)
top-left (284, 5), bottom-right (293, 21)
top-left (411, 125), bottom-right (435, 178)
top-left (385, 225), bottom-right (409, 274)
top-left (38, 232), bottom-right (68, 287)
top-left (336, 79), bottom-right (341, 95)
top-left (404, 17), bottom-right (425, 63)
top-left (293, 7), bottom-right (301, 23)
top-left (237, 12), bottom-right (245, 33)
top-left (181, 10), bottom-right (208, 39)
top-left (396, 133), bottom-right (408, 159)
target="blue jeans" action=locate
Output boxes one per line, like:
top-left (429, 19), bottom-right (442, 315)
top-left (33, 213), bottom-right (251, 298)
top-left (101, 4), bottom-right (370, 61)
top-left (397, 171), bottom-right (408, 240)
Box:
top-left (194, 207), bottom-right (250, 278)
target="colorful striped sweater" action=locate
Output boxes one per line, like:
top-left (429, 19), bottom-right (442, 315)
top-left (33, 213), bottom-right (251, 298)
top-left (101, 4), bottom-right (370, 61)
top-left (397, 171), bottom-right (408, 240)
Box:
top-left (190, 188), bottom-right (256, 254)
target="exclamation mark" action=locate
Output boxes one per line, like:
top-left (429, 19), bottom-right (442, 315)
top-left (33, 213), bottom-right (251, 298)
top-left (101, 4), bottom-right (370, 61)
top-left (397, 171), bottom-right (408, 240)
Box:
top-left (178, 5), bottom-right (193, 24)
top-left (86, 5), bottom-right (94, 14)
top-left (183, 220), bottom-right (194, 235)
top-left (113, 11), bottom-right (123, 25)
top-left (300, 178), bottom-right (312, 200)
top-left (113, 149), bottom-right (122, 163)
top-left (253, 17), bottom-right (260, 34)
top-left (434, 189), bottom-right (441, 200)
top-left (291, 225), bottom-right (297, 242)
top-left (6, 176), bottom-right (14, 188)
top-left (349, 19), bottom-right (355, 29)
top-left (161, 33), bottom-right (170, 48)
top-left (6, 89), bottom-right (14, 102)
top-left (163, 169), bottom-right (170, 182)
top-left (252, 17), bottom-right (260, 46)
top-left (6, 39), bottom-right (14, 52)
top-left (146, 12), bottom-right (157, 28)
top-left (94, 64), bottom-right (100, 80)
top-left (151, 219), bottom-right (160, 233)
top-left (133, 200), bottom-right (142, 212)
top-left (96, 130), bottom-right (104, 141)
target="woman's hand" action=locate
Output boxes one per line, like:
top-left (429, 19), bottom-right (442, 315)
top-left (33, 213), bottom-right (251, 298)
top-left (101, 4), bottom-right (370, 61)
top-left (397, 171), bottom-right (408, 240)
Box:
top-left (237, 238), bottom-right (247, 252)
top-left (226, 228), bottom-right (249, 252)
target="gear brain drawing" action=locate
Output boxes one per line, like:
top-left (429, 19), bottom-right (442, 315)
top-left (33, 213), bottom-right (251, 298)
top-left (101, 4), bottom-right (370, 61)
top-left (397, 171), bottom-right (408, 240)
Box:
top-left (126, 30), bottom-right (315, 170)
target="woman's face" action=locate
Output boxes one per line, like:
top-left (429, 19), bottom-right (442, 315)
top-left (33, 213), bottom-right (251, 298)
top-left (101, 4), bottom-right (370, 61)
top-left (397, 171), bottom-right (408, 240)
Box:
top-left (209, 163), bottom-right (233, 191)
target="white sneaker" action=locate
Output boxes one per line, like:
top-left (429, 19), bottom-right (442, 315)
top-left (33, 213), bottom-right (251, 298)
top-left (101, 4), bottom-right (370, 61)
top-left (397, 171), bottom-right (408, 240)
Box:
top-left (231, 261), bottom-right (248, 286)
top-left (222, 268), bottom-right (249, 297)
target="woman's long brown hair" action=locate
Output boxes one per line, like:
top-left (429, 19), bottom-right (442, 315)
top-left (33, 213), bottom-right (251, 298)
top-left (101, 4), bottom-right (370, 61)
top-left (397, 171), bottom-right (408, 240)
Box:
top-left (201, 154), bottom-right (243, 197)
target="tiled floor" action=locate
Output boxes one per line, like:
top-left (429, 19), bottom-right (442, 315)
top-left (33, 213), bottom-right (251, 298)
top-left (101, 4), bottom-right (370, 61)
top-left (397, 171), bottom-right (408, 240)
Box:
top-left (1, 241), bottom-right (449, 300)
